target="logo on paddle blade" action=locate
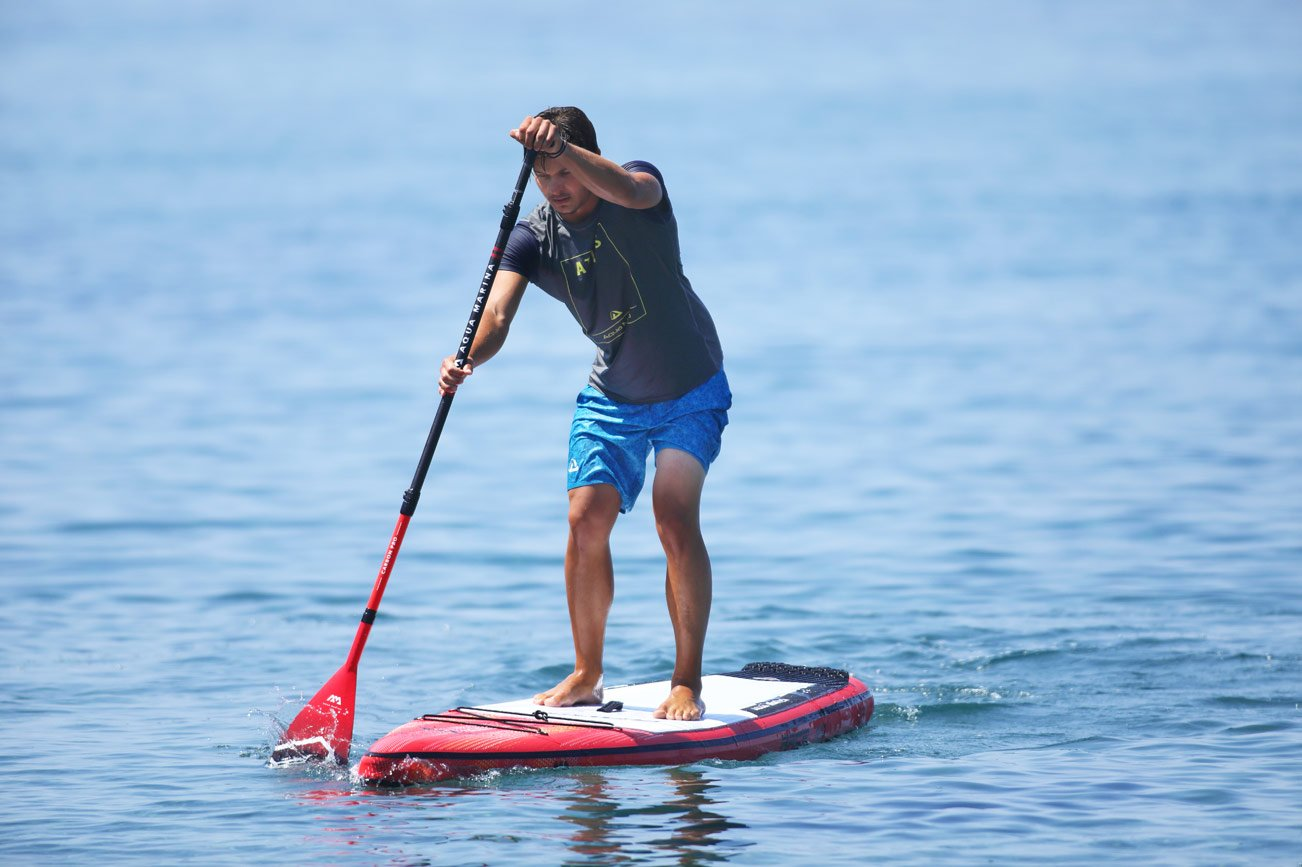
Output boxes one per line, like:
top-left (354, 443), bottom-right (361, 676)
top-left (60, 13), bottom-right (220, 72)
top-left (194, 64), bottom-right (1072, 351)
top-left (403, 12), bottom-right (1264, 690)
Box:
top-left (327, 695), bottom-right (343, 705)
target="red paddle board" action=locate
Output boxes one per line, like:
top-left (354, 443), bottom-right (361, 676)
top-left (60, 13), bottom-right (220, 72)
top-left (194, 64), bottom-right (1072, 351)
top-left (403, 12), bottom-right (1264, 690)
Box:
top-left (357, 662), bottom-right (873, 785)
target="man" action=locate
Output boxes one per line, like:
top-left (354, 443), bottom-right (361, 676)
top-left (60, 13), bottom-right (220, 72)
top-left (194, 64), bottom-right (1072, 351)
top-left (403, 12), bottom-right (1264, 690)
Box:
top-left (438, 107), bottom-right (728, 721)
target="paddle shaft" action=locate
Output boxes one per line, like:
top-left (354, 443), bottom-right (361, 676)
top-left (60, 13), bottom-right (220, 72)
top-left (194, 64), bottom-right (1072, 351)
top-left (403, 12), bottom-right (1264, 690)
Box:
top-left (341, 148), bottom-right (538, 673)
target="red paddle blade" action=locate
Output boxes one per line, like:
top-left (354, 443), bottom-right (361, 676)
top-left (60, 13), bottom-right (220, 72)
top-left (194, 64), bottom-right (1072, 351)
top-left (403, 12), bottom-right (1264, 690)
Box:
top-left (272, 664), bottom-right (357, 765)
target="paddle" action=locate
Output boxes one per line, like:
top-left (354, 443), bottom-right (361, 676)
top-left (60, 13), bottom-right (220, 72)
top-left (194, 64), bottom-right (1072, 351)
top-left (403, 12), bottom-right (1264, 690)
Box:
top-left (272, 147), bottom-right (539, 764)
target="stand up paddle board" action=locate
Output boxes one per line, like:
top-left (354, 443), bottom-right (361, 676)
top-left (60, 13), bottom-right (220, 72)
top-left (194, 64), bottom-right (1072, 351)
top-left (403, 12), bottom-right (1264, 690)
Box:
top-left (358, 662), bottom-right (872, 785)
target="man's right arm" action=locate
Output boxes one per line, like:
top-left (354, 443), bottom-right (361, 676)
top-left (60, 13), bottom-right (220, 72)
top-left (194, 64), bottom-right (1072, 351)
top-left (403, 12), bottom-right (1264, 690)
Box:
top-left (437, 269), bottom-right (529, 395)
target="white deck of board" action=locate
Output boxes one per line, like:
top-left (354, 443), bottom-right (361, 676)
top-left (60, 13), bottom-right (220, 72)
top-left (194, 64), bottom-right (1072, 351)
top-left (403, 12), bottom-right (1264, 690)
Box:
top-left (472, 674), bottom-right (815, 734)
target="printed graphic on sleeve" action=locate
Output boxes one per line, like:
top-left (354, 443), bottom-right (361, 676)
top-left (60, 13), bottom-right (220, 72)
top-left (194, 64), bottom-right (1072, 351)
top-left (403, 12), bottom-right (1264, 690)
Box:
top-left (560, 223), bottom-right (648, 345)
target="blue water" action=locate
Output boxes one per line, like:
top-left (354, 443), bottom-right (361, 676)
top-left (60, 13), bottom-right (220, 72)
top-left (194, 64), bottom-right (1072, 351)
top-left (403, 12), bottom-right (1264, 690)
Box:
top-left (3, 1), bottom-right (1301, 863)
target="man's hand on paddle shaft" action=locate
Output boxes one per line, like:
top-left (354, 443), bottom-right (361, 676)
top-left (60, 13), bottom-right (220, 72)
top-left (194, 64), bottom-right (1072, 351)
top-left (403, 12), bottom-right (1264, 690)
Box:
top-left (438, 355), bottom-right (472, 396)
top-left (510, 116), bottom-right (566, 156)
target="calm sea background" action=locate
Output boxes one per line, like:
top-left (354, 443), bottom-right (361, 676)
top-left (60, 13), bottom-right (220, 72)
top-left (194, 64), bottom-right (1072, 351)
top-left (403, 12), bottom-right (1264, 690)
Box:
top-left (3, 1), bottom-right (1300, 864)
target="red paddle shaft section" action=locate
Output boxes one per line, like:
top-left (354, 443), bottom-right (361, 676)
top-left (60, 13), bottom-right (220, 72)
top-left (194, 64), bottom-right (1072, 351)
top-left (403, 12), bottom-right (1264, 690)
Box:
top-left (356, 677), bottom-right (874, 785)
top-left (346, 513), bottom-right (411, 671)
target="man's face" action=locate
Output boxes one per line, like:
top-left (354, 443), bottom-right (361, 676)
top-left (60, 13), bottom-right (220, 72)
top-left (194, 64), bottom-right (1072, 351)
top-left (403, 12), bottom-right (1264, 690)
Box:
top-left (533, 158), bottom-right (599, 221)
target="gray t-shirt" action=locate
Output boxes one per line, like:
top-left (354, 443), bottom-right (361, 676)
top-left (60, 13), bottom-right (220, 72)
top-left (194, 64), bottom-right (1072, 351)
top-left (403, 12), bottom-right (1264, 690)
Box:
top-left (500, 161), bottom-right (723, 404)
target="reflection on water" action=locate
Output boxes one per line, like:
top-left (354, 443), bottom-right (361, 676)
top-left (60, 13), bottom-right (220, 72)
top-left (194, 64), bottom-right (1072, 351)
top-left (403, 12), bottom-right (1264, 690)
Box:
top-left (291, 766), bottom-right (749, 864)
top-left (558, 768), bottom-right (748, 865)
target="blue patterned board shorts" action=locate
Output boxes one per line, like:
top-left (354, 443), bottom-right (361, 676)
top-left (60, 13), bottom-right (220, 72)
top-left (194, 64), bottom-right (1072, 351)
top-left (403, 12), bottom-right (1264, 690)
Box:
top-left (568, 369), bottom-right (732, 513)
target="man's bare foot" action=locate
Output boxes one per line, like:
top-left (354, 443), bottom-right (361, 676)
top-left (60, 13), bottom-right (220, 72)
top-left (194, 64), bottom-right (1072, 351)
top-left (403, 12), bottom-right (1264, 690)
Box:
top-left (533, 671), bottom-right (604, 707)
top-left (653, 684), bottom-right (705, 721)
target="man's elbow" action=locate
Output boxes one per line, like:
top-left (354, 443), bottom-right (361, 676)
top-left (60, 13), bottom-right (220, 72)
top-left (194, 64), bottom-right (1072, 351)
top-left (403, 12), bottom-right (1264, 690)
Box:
top-left (626, 174), bottom-right (664, 209)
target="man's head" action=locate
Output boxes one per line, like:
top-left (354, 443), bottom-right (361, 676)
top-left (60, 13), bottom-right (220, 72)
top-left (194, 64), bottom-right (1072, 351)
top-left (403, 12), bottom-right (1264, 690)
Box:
top-left (532, 106), bottom-right (601, 221)
top-left (537, 106), bottom-right (599, 155)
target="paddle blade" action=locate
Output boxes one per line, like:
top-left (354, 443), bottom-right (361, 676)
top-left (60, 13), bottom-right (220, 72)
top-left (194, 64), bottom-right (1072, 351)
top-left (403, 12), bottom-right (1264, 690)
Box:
top-left (271, 665), bottom-right (357, 765)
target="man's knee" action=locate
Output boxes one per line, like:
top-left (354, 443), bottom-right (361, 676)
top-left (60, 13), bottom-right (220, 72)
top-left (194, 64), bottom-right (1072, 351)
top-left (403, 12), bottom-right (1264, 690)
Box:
top-left (654, 508), bottom-right (703, 557)
top-left (568, 484), bottom-right (621, 545)
top-left (652, 490), bottom-right (704, 558)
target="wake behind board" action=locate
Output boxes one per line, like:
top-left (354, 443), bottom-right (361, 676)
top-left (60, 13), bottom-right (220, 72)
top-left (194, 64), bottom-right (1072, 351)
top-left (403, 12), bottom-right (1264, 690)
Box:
top-left (358, 662), bottom-right (872, 785)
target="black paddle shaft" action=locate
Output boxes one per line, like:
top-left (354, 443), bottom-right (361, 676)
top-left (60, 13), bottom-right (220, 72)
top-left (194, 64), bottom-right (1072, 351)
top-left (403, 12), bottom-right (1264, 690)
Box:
top-left (400, 148), bottom-right (538, 517)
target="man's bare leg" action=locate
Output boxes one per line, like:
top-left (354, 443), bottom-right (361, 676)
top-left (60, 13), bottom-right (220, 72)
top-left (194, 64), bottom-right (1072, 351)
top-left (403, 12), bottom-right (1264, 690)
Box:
top-left (650, 449), bottom-right (711, 721)
top-left (534, 483), bottom-right (621, 707)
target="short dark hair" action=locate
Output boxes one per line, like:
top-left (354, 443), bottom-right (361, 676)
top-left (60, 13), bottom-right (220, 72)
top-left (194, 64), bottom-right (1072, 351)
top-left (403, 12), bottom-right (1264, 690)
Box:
top-left (537, 106), bottom-right (600, 155)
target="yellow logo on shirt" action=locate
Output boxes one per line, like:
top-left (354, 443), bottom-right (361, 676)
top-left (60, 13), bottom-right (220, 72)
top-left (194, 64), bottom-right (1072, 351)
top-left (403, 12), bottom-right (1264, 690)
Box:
top-left (568, 238), bottom-right (604, 278)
